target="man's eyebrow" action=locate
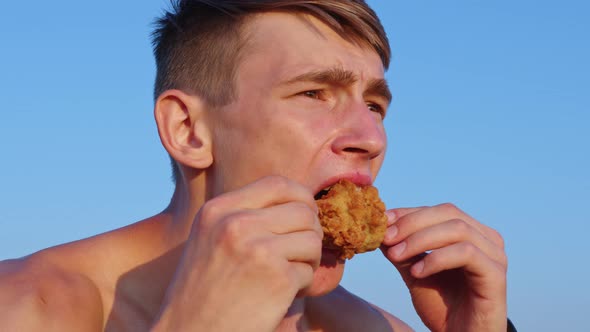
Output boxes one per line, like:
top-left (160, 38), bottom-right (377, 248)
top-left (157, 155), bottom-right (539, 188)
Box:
top-left (283, 67), bottom-right (358, 86)
top-left (282, 67), bottom-right (392, 105)
top-left (364, 78), bottom-right (392, 105)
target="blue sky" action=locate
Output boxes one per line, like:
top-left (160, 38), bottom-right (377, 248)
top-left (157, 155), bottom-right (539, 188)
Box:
top-left (1, 1), bottom-right (588, 330)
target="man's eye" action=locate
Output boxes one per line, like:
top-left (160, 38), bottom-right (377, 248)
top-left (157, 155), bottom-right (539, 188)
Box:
top-left (300, 90), bottom-right (323, 99)
top-left (367, 103), bottom-right (386, 118)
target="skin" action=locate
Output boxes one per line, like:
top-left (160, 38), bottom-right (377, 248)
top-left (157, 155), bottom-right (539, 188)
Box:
top-left (0, 12), bottom-right (507, 332)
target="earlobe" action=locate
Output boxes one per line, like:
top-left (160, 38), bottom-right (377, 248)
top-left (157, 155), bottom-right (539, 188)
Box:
top-left (154, 90), bottom-right (213, 170)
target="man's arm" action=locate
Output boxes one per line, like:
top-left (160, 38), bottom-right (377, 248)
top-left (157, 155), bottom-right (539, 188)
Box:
top-left (0, 257), bottom-right (104, 332)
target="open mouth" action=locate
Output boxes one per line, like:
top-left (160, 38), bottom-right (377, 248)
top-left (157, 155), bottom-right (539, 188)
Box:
top-left (314, 187), bottom-right (331, 200)
top-left (314, 179), bottom-right (388, 260)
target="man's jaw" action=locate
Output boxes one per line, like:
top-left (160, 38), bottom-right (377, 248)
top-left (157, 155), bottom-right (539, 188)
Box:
top-left (297, 249), bottom-right (345, 298)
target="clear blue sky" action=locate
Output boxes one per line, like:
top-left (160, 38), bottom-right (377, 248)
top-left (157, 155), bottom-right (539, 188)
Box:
top-left (1, 1), bottom-right (588, 331)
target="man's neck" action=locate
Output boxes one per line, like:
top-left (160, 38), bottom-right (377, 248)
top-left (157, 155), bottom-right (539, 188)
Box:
top-left (161, 172), bottom-right (209, 246)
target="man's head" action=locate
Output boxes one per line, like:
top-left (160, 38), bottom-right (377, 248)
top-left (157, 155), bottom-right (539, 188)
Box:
top-left (151, 0), bottom-right (390, 183)
top-left (151, 0), bottom-right (391, 297)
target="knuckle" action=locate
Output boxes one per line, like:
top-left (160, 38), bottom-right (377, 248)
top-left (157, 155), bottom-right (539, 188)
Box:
top-left (424, 251), bottom-right (442, 268)
top-left (460, 242), bottom-right (478, 259)
top-left (295, 202), bottom-right (317, 227)
top-left (491, 260), bottom-right (508, 281)
top-left (199, 196), bottom-right (226, 224)
top-left (449, 218), bottom-right (470, 235)
top-left (249, 241), bottom-right (274, 265)
top-left (498, 251), bottom-right (509, 269)
top-left (307, 232), bottom-right (323, 252)
top-left (297, 264), bottom-right (315, 285)
top-left (199, 201), bottom-right (216, 223)
top-left (220, 215), bottom-right (245, 243)
top-left (315, 222), bottom-right (324, 239)
top-left (287, 263), bottom-right (313, 289)
top-left (217, 211), bottom-right (254, 248)
top-left (490, 229), bottom-right (506, 249)
top-left (439, 202), bottom-right (459, 213)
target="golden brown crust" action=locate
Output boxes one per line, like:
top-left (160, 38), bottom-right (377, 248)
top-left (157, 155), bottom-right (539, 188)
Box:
top-left (316, 180), bottom-right (387, 259)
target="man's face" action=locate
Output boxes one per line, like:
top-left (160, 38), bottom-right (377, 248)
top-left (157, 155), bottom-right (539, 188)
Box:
top-left (207, 12), bottom-right (389, 296)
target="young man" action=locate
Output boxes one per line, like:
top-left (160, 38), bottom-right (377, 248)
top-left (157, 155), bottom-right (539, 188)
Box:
top-left (0, 1), bottom-right (508, 331)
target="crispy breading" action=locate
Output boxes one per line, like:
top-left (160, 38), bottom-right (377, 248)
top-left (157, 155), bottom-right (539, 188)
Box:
top-left (316, 180), bottom-right (387, 260)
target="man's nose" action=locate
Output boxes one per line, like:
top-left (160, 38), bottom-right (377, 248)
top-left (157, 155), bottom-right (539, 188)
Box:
top-left (330, 102), bottom-right (386, 160)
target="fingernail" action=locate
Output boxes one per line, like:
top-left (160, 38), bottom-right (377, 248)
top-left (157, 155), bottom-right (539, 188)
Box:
top-left (384, 225), bottom-right (398, 243)
top-left (412, 260), bottom-right (424, 276)
top-left (385, 210), bottom-right (397, 222)
top-left (391, 241), bottom-right (406, 258)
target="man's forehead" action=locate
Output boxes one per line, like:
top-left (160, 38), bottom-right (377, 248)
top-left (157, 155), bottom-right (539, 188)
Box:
top-left (243, 12), bottom-right (384, 68)
top-left (242, 14), bottom-right (383, 80)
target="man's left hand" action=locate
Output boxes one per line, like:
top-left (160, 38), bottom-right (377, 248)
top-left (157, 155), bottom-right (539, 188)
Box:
top-left (381, 203), bottom-right (507, 332)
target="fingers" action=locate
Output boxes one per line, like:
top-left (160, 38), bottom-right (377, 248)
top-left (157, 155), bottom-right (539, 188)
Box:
top-left (259, 202), bottom-right (323, 236)
top-left (384, 203), bottom-right (502, 248)
top-left (410, 242), bottom-right (506, 284)
top-left (382, 203), bottom-right (507, 283)
top-left (387, 207), bottom-right (423, 221)
top-left (383, 206), bottom-right (424, 241)
top-left (218, 175), bottom-right (317, 213)
top-left (229, 203), bottom-right (323, 267)
top-left (197, 175), bottom-right (317, 234)
top-left (382, 204), bottom-right (508, 331)
top-left (210, 201), bottom-right (322, 257)
top-left (206, 186), bottom-right (322, 270)
top-left (273, 231), bottom-right (322, 269)
top-left (385, 218), bottom-right (507, 267)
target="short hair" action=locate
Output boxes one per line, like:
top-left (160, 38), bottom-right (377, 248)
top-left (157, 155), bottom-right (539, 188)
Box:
top-left (151, 0), bottom-right (391, 184)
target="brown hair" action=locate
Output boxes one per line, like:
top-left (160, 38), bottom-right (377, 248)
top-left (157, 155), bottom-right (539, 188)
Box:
top-left (151, 0), bottom-right (391, 183)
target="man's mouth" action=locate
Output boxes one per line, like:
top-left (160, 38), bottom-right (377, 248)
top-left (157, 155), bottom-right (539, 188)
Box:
top-left (313, 173), bottom-right (373, 201)
top-left (314, 179), bottom-right (388, 260)
top-left (314, 187), bottom-right (331, 200)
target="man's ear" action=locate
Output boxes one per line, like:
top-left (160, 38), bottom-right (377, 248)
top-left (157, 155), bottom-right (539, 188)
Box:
top-left (154, 89), bottom-right (213, 170)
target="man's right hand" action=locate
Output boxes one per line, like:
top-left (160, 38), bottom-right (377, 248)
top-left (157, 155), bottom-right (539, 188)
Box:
top-left (150, 176), bottom-right (323, 332)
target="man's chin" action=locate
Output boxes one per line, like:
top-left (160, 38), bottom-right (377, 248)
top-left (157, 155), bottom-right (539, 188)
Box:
top-left (297, 249), bottom-right (346, 297)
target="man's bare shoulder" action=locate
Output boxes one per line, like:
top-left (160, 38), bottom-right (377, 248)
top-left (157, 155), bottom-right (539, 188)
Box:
top-left (306, 285), bottom-right (414, 332)
top-left (0, 253), bottom-right (104, 331)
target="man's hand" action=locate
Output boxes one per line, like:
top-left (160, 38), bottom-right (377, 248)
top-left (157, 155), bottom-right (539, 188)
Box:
top-left (381, 203), bottom-right (507, 332)
top-left (151, 176), bottom-right (323, 332)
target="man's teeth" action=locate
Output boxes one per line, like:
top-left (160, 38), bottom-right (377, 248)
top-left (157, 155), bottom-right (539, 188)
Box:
top-left (314, 188), bottom-right (331, 200)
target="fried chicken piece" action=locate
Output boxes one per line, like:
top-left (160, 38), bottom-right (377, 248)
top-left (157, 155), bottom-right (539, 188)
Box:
top-left (316, 180), bottom-right (387, 260)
